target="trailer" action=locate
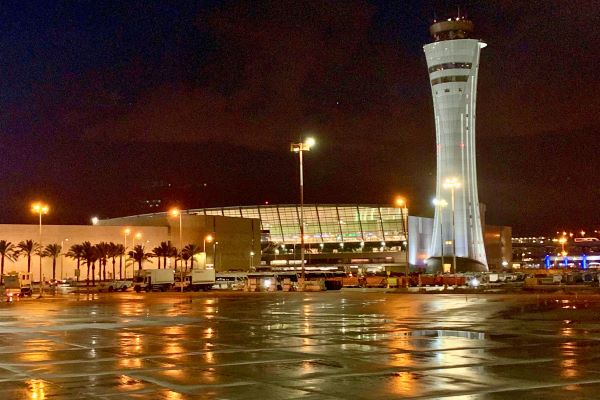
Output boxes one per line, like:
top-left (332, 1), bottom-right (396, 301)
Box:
top-left (133, 269), bottom-right (174, 292)
top-left (180, 269), bottom-right (216, 291)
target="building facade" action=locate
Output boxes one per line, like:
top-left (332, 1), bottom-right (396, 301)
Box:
top-left (424, 17), bottom-right (488, 272)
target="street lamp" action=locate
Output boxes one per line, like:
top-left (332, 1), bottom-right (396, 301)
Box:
top-left (290, 136), bottom-right (315, 285)
top-left (433, 198), bottom-right (448, 272)
top-left (123, 228), bottom-right (130, 279)
top-left (170, 208), bottom-right (184, 292)
top-left (31, 202), bottom-right (49, 298)
top-left (395, 197), bottom-right (409, 288)
top-left (60, 238), bottom-right (69, 280)
top-left (204, 234), bottom-right (213, 268)
top-left (250, 251), bottom-right (255, 270)
top-left (443, 177), bottom-right (461, 275)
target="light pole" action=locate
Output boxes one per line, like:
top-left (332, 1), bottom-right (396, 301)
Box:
top-left (123, 228), bottom-right (130, 279)
top-left (395, 197), bottom-right (409, 288)
top-left (433, 198), bottom-right (448, 272)
top-left (170, 209), bottom-right (184, 292)
top-left (290, 136), bottom-right (315, 286)
top-left (204, 234), bottom-right (213, 268)
top-left (32, 202), bottom-right (49, 298)
top-left (60, 238), bottom-right (68, 281)
top-left (250, 251), bottom-right (255, 270)
top-left (443, 177), bottom-right (461, 275)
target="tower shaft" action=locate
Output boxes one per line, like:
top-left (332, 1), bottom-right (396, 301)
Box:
top-left (424, 18), bottom-right (488, 272)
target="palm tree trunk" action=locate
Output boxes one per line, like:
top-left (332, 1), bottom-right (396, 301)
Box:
top-left (119, 256), bottom-right (122, 279)
top-left (1, 255), bottom-right (4, 285)
top-left (112, 258), bottom-right (116, 280)
top-left (92, 262), bottom-right (96, 286)
top-left (86, 263), bottom-right (90, 286)
top-left (163, 255), bottom-right (167, 269)
top-left (27, 256), bottom-right (31, 273)
top-left (76, 258), bottom-right (80, 282)
top-left (52, 258), bottom-right (56, 281)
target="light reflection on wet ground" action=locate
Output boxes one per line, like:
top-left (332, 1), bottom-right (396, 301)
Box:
top-left (2, 292), bottom-right (600, 398)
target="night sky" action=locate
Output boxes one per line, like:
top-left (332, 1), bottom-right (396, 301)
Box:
top-left (0, 1), bottom-right (598, 235)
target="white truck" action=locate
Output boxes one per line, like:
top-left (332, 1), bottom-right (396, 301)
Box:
top-left (98, 280), bottom-right (132, 292)
top-left (133, 269), bottom-right (174, 292)
top-left (181, 269), bottom-right (215, 291)
top-left (3, 272), bottom-right (32, 298)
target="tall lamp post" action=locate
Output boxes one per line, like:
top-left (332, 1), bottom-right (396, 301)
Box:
top-left (203, 234), bottom-right (213, 268)
top-left (433, 198), bottom-right (448, 272)
top-left (290, 137), bottom-right (315, 285)
top-left (32, 202), bottom-right (49, 298)
top-left (170, 209), bottom-right (184, 292)
top-left (123, 228), bottom-right (130, 279)
top-left (395, 197), bottom-right (409, 288)
top-left (443, 177), bottom-right (461, 275)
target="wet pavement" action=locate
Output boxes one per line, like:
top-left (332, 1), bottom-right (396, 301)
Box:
top-left (1, 291), bottom-right (600, 399)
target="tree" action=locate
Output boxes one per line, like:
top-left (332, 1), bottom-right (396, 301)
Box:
top-left (43, 243), bottom-right (62, 281)
top-left (182, 244), bottom-right (202, 271)
top-left (17, 240), bottom-right (41, 274)
top-left (80, 242), bottom-right (96, 287)
top-left (106, 242), bottom-right (120, 281)
top-left (66, 244), bottom-right (84, 282)
top-left (153, 241), bottom-right (175, 269)
top-left (114, 244), bottom-right (126, 279)
top-left (128, 245), bottom-right (153, 270)
top-left (0, 240), bottom-right (17, 285)
top-left (95, 242), bottom-right (110, 281)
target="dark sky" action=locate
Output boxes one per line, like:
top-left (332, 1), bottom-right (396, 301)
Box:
top-left (0, 0), bottom-right (598, 235)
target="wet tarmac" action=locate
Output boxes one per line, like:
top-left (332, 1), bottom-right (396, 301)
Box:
top-left (1, 291), bottom-right (600, 399)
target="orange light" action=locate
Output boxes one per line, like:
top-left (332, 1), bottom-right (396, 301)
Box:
top-left (394, 197), bottom-right (406, 208)
top-left (205, 234), bottom-right (213, 243)
top-left (170, 208), bottom-right (180, 217)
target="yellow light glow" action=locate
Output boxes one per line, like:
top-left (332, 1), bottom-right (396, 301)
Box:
top-left (31, 202), bottom-right (49, 214)
top-left (305, 137), bottom-right (316, 147)
top-left (205, 234), bottom-right (213, 243)
top-left (394, 197), bottom-right (406, 207)
top-left (135, 233), bottom-right (142, 239)
top-left (170, 208), bottom-right (180, 217)
top-left (124, 228), bottom-right (131, 235)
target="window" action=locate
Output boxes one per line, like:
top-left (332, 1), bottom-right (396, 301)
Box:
top-left (428, 62), bottom-right (472, 74)
top-left (431, 75), bottom-right (469, 86)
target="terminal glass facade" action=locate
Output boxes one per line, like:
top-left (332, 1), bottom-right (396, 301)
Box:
top-left (193, 205), bottom-right (407, 245)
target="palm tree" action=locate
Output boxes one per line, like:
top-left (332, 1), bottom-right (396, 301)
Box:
top-left (152, 242), bottom-right (175, 269)
top-left (107, 242), bottom-right (119, 280)
top-left (95, 242), bottom-right (110, 281)
top-left (0, 240), bottom-right (17, 285)
top-left (66, 244), bottom-right (84, 282)
top-left (43, 243), bottom-right (62, 281)
top-left (114, 244), bottom-right (125, 279)
top-left (183, 243), bottom-right (202, 271)
top-left (80, 241), bottom-right (96, 287)
top-left (17, 240), bottom-right (40, 274)
top-left (128, 245), bottom-right (153, 270)
top-left (152, 245), bottom-right (164, 269)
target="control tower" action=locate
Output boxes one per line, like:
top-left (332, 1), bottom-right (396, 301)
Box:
top-left (424, 16), bottom-right (488, 272)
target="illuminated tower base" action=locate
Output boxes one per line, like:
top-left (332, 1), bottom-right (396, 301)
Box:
top-left (424, 17), bottom-right (488, 273)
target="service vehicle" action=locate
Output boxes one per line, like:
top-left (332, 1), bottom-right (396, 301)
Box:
top-left (185, 268), bottom-right (215, 291)
top-left (3, 272), bottom-right (32, 298)
top-left (133, 269), bottom-right (174, 292)
top-left (98, 280), bottom-right (132, 292)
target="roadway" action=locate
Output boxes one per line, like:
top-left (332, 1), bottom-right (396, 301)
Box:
top-left (1, 291), bottom-right (600, 398)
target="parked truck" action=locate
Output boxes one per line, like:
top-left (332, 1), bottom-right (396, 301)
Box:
top-left (176, 269), bottom-right (216, 291)
top-left (133, 269), bottom-right (174, 292)
top-left (3, 272), bottom-right (32, 298)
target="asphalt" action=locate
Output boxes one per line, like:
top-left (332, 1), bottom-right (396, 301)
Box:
top-left (1, 290), bottom-right (600, 399)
